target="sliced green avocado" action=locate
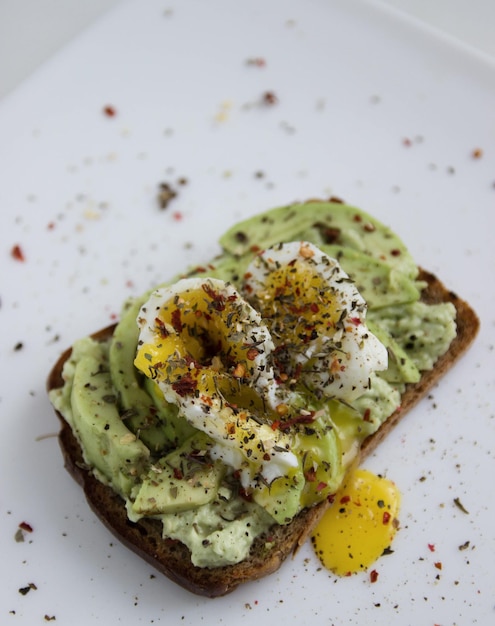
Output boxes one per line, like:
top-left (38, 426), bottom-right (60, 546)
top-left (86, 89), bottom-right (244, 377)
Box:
top-left (219, 201), bottom-right (418, 280)
top-left (70, 350), bottom-right (149, 497)
top-left (109, 297), bottom-right (175, 454)
top-left (131, 432), bottom-right (224, 516)
top-left (367, 319), bottom-right (421, 384)
top-left (251, 470), bottom-right (305, 525)
top-left (319, 244), bottom-right (420, 309)
top-left (296, 416), bottom-right (343, 508)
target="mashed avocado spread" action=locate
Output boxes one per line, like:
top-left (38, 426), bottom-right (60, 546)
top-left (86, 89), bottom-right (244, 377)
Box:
top-left (49, 202), bottom-right (456, 568)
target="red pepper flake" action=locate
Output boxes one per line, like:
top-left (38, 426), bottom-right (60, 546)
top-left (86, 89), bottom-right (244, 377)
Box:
top-left (349, 317), bottom-right (362, 326)
top-left (172, 211), bottom-right (183, 221)
top-left (472, 148), bottom-right (483, 159)
top-left (363, 408), bottom-right (372, 422)
top-left (340, 494), bottom-right (351, 504)
top-left (246, 347), bottom-right (259, 361)
top-left (103, 105), bottom-right (116, 117)
top-left (434, 561), bottom-right (443, 570)
top-left (171, 372), bottom-right (197, 397)
top-left (390, 248), bottom-right (401, 256)
top-left (154, 316), bottom-right (170, 338)
top-left (402, 137), bottom-right (412, 147)
top-left (11, 244), bottom-right (25, 262)
top-left (370, 569), bottom-right (379, 583)
top-left (47, 221), bottom-right (56, 230)
top-left (382, 511), bottom-right (391, 525)
top-left (171, 309), bottom-right (182, 333)
top-left (19, 521), bottom-right (33, 533)
top-left (316, 481), bottom-right (327, 492)
top-left (428, 543), bottom-right (436, 552)
top-left (262, 91), bottom-right (278, 105)
top-left (304, 467), bottom-right (317, 482)
top-left (173, 467), bottom-right (183, 480)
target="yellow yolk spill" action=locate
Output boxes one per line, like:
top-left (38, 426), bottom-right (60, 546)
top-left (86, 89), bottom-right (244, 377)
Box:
top-left (311, 468), bottom-right (400, 576)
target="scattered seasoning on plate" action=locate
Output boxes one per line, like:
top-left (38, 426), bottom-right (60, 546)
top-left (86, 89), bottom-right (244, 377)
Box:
top-left (14, 342), bottom-right (24, 351)
top-left (11, 244), bottom-right (25, 261)
top-left (453, 497), bottom-right (469, 514)
top-left (44, 616), bottom-right (56, 622)
top-left (18, 583), bottom-right (37, 596)
top-left (246, 57), bottom-right (266, 67)
top-left (262, 91), bottom-right (278, 105)
top-left (370, 569), bottom-right (379, 583)
top-left (157, 182), bottom-right (177, 209)
top-left (458, 540), bottom-right (470, 551)
top-left (103, 105), bottom-right (117, 117)
top-left (471, 148), bottom-right (483, 159)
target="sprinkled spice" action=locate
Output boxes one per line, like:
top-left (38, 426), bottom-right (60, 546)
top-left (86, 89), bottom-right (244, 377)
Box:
top-left (14, 342), bottom-right (24, 351)
top-left (471, 148), bottom-right (483, 159)
top-left (370, 569), bottom-right (379, 583)
top-left (453, 497), bottom-right (469, 514)
top-left (262, 91), bottom-right (278, 105)
top-left (11, 244), bottom-right (25, 261)
top-left (157, 182), bottom-right (178, 209)
top-left (19, 583), bottom-right (37, 595)
top-left (103, 105), bottom-right (116, 117)
top-left (246, 57), bottom-right (266, 67)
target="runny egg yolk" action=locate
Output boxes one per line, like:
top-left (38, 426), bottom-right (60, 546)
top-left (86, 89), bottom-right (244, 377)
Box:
top-left (311, 468), bottom-right (400, 576)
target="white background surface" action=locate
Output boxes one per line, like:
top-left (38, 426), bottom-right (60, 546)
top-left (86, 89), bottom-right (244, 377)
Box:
top-left (1, 0), bottom-right (494, 624)
top-left (2, 0), bottom-right (495, 99)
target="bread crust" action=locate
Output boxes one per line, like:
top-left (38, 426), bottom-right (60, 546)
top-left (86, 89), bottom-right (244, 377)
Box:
top-left (46, 269), bottom-right (479, 597)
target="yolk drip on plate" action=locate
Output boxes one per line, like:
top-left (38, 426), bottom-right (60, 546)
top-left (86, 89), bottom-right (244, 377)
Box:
top-left (311, 468), bottom-right (400, 576)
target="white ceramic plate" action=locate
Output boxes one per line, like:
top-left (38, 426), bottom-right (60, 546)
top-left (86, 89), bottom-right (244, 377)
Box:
top-left (1, 0), bottom-right (494, 623)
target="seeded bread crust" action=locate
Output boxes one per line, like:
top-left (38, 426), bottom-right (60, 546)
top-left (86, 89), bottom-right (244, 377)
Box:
top-left (46, 269), bottom-right (479, 597)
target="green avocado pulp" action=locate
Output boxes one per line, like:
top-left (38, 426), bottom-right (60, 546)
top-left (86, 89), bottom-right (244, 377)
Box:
top-left (49, 201), bottom-right (456, 567)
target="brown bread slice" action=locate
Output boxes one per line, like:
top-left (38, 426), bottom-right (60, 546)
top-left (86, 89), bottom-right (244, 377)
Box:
top-left (46, 269), bottom-right (479, 597)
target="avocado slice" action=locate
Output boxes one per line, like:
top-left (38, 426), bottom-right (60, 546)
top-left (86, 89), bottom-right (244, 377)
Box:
top-left (219, 202), bottom-right (418, 280)
top-left (131, 432), bottom-right (224, 516)
top-left (70, 347), bottom-right (149, 497)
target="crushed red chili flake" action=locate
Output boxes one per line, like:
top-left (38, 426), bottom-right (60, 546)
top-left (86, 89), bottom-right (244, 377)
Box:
top-left (172, 211), bottom-right (183, 221)
top-left (19, 521), bottom-right (33, 533)
top-left (171, 309), bottom-right (182, 333)
top-left (363, 408), bottom-right (372, 422)
top-left (382, 511), bottom-right (391, 525)
top-left (262, 91), bottom-right (278, 105)
top-left (472, 148), bottom-right (483, 159)
top-left (370, 569), bottom-right (379, 583)
top-left (246, 347), bottom-right (259, 361)
top-left (172, 373), bottom-right (197, 397)
top-left (11, 244), bottom-right (25, 261)
top-left (402, 137), bottom-right (412, 147)
top-left (428, 543), bottom-right (436, 552)
top-left (103, 105), bottom-right (116, 117)
top-left (434, 561), bottom-right (443, 570)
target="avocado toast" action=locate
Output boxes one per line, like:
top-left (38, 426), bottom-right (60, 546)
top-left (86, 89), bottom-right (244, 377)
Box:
top-left (47, 201), bottom-right (479, 597)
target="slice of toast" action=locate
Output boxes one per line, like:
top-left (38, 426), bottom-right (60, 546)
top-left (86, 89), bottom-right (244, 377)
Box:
top-left (46, 269), bottom-right (479, 597)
